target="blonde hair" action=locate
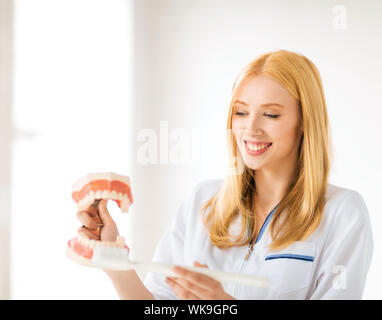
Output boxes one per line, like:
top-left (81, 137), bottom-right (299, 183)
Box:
top-left (200, 50), bottom-right (332, 251)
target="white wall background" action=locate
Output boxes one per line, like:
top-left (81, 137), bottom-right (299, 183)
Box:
top-left (11, 0), bottom-right (134, 299)
top-left (4, 0), bottom-right (381, 299)
top-left (0, 0), bottom-right (12, 300)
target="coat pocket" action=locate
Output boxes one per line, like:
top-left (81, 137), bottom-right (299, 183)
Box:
top-left (265, 253), bottom-right (314, 262)
top-left (263, 241), bottom-right (315, 296)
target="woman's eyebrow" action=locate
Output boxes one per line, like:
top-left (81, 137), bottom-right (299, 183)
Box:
top-left (261, 103), bottom-right (285, 108)
top-left (234, 100), bottom-right (285, 108)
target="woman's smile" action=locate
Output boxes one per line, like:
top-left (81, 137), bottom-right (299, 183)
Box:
top-left (245, 141), bottom-right (272, 156)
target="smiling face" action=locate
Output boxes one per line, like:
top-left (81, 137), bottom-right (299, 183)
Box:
top-left (231, 75), bottom-right (303, 173)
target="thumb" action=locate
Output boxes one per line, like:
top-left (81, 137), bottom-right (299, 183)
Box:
top-left (97, 199), bottom-right (113, 223)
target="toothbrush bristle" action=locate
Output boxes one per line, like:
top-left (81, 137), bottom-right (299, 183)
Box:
top-left (92, 246), bottom-right (129, 258)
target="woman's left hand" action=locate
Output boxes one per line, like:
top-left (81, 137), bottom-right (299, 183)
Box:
top-left (165, 261), bottom-right (236, 300)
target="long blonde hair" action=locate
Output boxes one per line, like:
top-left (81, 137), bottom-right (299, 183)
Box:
top-left (200, 50), bottom-right (332, 251)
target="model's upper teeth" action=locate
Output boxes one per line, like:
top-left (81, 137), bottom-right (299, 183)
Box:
top-left (77, 190), bottom-right (129, 210)
top-left (247, 143), bottom-right (270, 151)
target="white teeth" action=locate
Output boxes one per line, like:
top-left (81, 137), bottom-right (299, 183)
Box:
top-left (78, 234), bottom-right (88, 245)
top-left (116, 236), bottom-right (125, 246)
top-left (121, 199), bottom-right (129, 212)
top-left (78, 196), bottom-right (94, 210)
top-left (247, 143), bottom-right (270, 151)
top-left (88, 240), bottom-right (96, 249)
top-left (77, 190), bottom-right (130, 210)
top-left (75, 234), bottom-right (126, 249)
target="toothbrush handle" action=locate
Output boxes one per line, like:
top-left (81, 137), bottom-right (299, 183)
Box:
top-left (90, 248), bottom-right (269, 287)
top-left (137, 261), bottom-right (269, 287)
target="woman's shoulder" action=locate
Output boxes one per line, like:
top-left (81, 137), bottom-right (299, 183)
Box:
top-left (326, 184), bottom-right (367, 209)
top-left (324, 183), bottom-right (371, 228)
top-left (191, 177), bottom-right (225, 201)
top-left (178, 178), bottom-right (224, 219)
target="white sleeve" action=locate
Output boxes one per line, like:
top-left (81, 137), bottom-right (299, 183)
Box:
top-left (143, 183), bottom-right (199, 300)
top-left (309, 191), bottom-right (374, 299)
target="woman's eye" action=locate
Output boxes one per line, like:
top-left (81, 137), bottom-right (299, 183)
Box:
top-left (265, 114), bottom-right (279, 118)
top-left (233, 111), bottom-right (279, 118)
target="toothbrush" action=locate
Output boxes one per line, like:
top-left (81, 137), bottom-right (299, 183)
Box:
top-left (91, 246), bottom-right (269, 288)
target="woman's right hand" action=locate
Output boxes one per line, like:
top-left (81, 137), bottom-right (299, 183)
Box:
top-left (76, 199), bottom-right (119, 242)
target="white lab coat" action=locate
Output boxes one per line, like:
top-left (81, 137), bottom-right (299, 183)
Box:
top-left (143, 178), bottom-right (374, 299)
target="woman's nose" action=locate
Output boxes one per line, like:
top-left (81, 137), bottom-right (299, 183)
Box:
top-left (245, 114), bottom-right (264, 135)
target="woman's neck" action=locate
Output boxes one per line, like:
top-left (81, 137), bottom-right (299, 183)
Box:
top-left (253, 163), bottom-right (298, 213)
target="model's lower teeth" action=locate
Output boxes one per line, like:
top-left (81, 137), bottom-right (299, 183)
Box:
top-left (66, 235), bottom-right (129, 264)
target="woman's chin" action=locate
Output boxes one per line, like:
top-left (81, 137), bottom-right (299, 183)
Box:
top-left (243, 161), bottom-right (266, 171)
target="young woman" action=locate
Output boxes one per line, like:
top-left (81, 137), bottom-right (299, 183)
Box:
top-left (77, 50), bottom-right (373, 299)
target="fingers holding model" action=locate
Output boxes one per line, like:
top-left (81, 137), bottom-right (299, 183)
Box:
top-left (66, 172), bottom-right (133, 266)
top-left (77, 199), bottom-right (119, 242)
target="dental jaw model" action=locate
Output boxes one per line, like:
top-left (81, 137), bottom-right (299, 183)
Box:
top-left (71, 172), bottom-right (133, 213)
top-left (66, 172), bottom-right (270, 287)
top-left (66, 172), bottom-right (133, 267)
